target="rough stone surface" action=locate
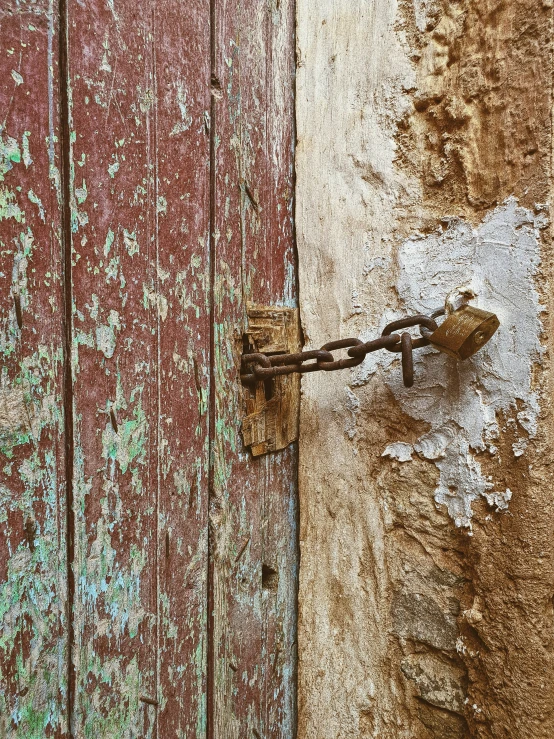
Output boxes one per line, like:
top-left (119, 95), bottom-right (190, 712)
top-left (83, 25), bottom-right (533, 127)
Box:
top-left (401, 652), bottom-right (467, 712)
top-left (296, 0), bottom-right (554, 736)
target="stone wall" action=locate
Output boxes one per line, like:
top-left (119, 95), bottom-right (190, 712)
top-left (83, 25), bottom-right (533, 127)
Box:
top-left (296, 0), bottom-right (554, 736)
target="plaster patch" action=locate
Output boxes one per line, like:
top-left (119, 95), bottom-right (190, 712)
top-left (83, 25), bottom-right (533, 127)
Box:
top-left (382, 442), bottom-right (414, 462)
top-left (483, 488), bottom-right (512, 512)
top-left (354, 198), bottom-right (543, 526)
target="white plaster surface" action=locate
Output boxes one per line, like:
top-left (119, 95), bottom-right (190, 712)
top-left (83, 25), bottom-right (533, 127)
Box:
top-left (382, 441), bottom-right (414, 462)
top-left (354, 199), bottom-right (544, 526)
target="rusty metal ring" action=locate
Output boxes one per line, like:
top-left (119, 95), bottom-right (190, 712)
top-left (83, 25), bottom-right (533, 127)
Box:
top-left (298, 350), bottom-right (335, 373)
top-left (255, 364), bottom-right (301, 379)
top-left (401, 332), bottom-right (414, 388)
top-left (241, 352), bottom-right (272, 370)
top-left (430, 307), bottom-right (446, 319)
top-left (268, 349), bottom-right (323, 366)
top-left (321, 338), bottom-right (365, 352)
top-left (382, 314), bottom-right (438, 336)
top-left (348, 334), bottom-right (400, 358)
top-left (382, 315), bottom-right (438, 351)
top-left (388, 336), bottom-right (430, 352)
top-left (241, 353), bottom-right (278, 383)
top-left (318, 338), bottom-right (365, 371)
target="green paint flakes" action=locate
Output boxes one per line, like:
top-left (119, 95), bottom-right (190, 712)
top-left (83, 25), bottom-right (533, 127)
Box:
top-left (100, 51), bottom-right (112, 74)
top-left (95, 310), bottom-right (121, 359)
top-left (158, 293), bottom-right (168, 321)
top-left (123, 229), bottom-right (138, 256)
top-left (0, 188), bottom-right (24, 222)
top-left (157, 195), bottom-right (167, 215)
top-left (74, 330), bottom-right (95, 348)
top-left (95, 325), bottom-right (115, 358)
top-left (104, 228), bottom-right (115, 256)
top-left (21, 132), bottom-right (32, 168)
top-left (170, 83), bottom-right (193, 136)
top-left (0, 135), bottom-right (21, 181)
top-left (73, 431), bottom-right (151, 736)
top-left (108, 310), bottom-right (121, 332)
top-left (143, 283), bottom-right (168, 320)
top-left (108, 158), bottom-right (119, 178)
top-left (102, 389), bottom-right (147, 475)
top-left (27, 190), bottom-right (45, 221)
top-left (75, 179), bottom-right (87, 204)
top-left (138, 87), bottom-right (154, 113)
top-left (11, 69), bottom-right (23, 86)
top-left (157, 264), bottom-right (170, 282)
top-left (0, 340), bottom-right (66, 737)
top-left (87, 294), bottom-right (100, 320)
top-left (0, 378), bottom-right (32, 456)
top-left (105, 256), bottom-right (120, 282)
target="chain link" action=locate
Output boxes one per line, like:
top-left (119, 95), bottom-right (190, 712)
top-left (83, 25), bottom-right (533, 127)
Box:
top-left (241, 311), bottom-right (444, 389)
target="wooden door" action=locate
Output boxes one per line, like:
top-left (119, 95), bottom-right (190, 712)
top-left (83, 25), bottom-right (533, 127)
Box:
top-left (0, 0), bottom-right (297, 736)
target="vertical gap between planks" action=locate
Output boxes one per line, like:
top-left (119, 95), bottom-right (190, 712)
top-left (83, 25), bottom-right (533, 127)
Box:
top-left (291, 1), bottom-right (301, 732)
top-left (207, 0), bottom-right (217, 735)
top-left (58, 0), bottom-right (75, 731)
top-left (152, 5), bottom-right (161, 734)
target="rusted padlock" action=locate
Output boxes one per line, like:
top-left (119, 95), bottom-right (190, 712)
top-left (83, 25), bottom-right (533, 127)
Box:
top-left (422, 305), bottom-right (500, 360)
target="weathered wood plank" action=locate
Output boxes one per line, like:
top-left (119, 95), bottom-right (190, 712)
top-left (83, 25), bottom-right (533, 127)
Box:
top-left (66, 1), bottom-right (211, 735)
top-left (210, 0), bottom-right (298, 735)
top-left (0, 2), bottom-right (67, 736)
top-left (66, 4), bottom-right (159, 734)
top-left (154, 2), bottom-right (211, 736)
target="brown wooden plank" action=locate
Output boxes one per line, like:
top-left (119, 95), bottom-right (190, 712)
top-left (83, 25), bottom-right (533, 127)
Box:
top-left (210, 0), bottom-right (298, 735)
top-left (154, 2), bottom-right (211, 736)
top-left (65, 1), bottom-right (211, 735)
top-left (67, 5), bottom-right (158, 734)
top-left (0, 2), bottom-right (67, 736)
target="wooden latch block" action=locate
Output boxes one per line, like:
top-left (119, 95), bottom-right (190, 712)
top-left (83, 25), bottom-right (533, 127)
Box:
top-left (241, 303), bottom-right (301, 457)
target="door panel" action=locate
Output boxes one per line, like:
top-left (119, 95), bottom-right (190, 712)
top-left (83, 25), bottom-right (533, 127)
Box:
top-left (154, 4), bottom-right (211, 736)
top-left (210, 0), bottom-right (298, 736)
top-left (65, 0), bottom-right (211, 735)
top-left (0, 3), bottom-right (67, 736)
top-left (0, 0), bottom-right (297, 735)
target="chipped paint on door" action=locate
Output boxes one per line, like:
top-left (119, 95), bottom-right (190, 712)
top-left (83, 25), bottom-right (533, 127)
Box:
top-left (0, 0), bottom-right (297, 736)
top-left (210, 0), bottom-right (298, 735)
top-left (0, 2), bottom-right (67, 736)
top-left (65, 0), bottom-right (212, 735)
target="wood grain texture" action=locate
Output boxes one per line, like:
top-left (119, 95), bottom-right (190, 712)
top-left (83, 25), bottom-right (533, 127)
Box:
top-left (0, 2), bottom-right (67, 736)
top-left (155, 3), bottom-right (211, 736)
top-left (242, 305), bottom-right (300, 456)
top-left (65, 1), bottom-right (211, 735)
top-left (210, 0), bottom-right (298, 736)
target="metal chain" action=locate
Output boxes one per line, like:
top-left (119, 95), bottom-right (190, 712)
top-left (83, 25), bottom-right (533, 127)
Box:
top-left (241, 311), bottom-right (445, 389)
